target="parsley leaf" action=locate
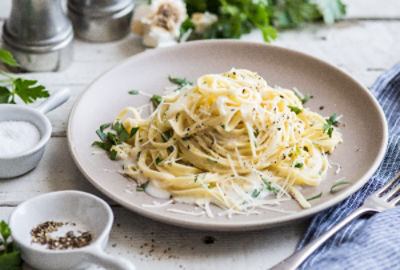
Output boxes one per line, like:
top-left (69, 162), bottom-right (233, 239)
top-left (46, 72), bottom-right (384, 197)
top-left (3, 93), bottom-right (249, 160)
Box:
top-left (323, 113), bottom-right (339, 138)
top-left (294, 91), bottom-right (311, 104)
top-left (151, 94), bottom-right (162, 107)
top-left (295, 162), bottom-right (304, 168)
top-left (110, 150), bottom-right (118, 160)
top-left (168, 75), bottom-right (193, 90)
top-left (0, 86), bottom-right (11, 104)
top-left (0, 49), bottom-right (19, 67)
top-left (179, 17), bottom-right (196, 40)
top-left (155, 157), bottom-right (163, 165)
top-left (330, 181), bottom-right (350, 194)
top-left (182, 136), bottom-right (192, 141)
top-left (0, 220), bottom-right (22, 269)
top-left (13, 78), bottom-right (49, 104)
top-left (261, 177), bottom-right (280, 195)
top-left (92, 121), bottom-right (138, 159)
top-left (128, 90), bottom-right (139, 95)
top-left (288, 105), bottom-right (303, 114)
top-left (184, 0), bottom-right (345, 42)
top-left (162, 129), bottom-right (173, 142)
top-left (0, 50), bottom-right (49, 106)
top-left (251, 188), bottom-right (261, 198)
top-left (316, 0), bottom-right (346, 24)
top-left (307, 192), bottom-right (323, 201)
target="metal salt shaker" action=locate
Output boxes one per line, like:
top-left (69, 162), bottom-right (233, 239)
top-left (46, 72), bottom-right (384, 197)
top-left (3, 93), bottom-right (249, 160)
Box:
top-left (2, 0), bottom-right (74, 72)
top-left (67, 0), bottom-right (135, 42)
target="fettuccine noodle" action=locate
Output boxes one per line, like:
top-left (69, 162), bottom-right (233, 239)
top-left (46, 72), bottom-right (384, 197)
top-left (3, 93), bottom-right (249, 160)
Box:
top-left (113, 69), bottom-right (342, 215)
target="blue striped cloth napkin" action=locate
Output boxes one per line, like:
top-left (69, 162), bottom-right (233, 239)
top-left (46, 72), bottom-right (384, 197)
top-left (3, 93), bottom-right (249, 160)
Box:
top-left (297, 62), bottom-right (400, 270)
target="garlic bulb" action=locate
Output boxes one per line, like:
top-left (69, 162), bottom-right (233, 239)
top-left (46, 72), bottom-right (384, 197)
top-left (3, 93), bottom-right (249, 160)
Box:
top-left (191, 12), bottom-right (218, 34)
top-left (131, 0), bottom-right (188, 47)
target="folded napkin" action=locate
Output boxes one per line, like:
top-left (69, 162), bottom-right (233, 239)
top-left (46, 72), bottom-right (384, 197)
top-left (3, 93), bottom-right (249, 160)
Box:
top-left (297, 62), bottom-right (400, 270)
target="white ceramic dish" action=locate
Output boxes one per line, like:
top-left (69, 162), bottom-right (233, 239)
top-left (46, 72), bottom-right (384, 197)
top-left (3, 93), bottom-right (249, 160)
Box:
top-left (9, 190), bottom-right (135, 270)
top-left (0, 88), bottom-right (70, 178)
top-left (68, 40), bottom-right (388, 231)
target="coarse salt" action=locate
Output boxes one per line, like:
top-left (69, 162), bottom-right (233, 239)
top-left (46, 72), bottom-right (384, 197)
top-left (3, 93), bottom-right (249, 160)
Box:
top-left (0, 120), bottom-right (41, 156)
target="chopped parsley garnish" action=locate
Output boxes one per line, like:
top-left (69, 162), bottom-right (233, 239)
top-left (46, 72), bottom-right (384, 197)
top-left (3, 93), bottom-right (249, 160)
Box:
top-left (136, 186), bottom-right (145, 192)
top-left (330, 181), bottom-right (350, 194)
top-left (168, 75), bottom-right (193, 90)
top-left (251, 189), bottom-right (261, 198)
top-left (261, 177), bottom-right (280, 195)
top-left (323, 113), bottom-right (339, 138)
top-left (155, 157), bottom-right (163, 165)
top-left (110, 150), bottom-right (118, 160)
top-left (306, 192), bottom-right (323, 201)
top-left (162, 129), bottom-right (173, 142)
top-left (92, 120), bottom-right (138, 159)
top-left (128, 90), bottom-right (139, 95)
top-left (294, 91), bottom-right (311, 104)
top-left (288, 105), bottom-right (302, 114)
top-left (130, 127), bottom-right (139, 137)
top-left (112, 121), bottom-right (130, 142)
top-left (253, 127), bottom-right (259, 137)
top-left (182, 136), bottom-right (191, 141)
top-left (221, 124), bottom-right (225, 129)
top-left (294, 162), bottom-right (304, 168)
top-left (194, 175), bottom-right (198, 182)
top-left (151, 94), bottom-right (162, 107)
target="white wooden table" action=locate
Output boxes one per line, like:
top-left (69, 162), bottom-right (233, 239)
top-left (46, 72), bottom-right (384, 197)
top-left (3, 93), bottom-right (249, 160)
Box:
top-left (1, 1), bottom-right (399, 269)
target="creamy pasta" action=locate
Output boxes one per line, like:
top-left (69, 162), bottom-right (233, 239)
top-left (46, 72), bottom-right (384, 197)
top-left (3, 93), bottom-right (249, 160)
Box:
top-left (112, 69), bottom-right (342, 214)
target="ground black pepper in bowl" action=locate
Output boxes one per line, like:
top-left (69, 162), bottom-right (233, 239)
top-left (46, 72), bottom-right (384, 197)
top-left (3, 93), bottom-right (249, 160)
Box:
top-left (31, 221), bottom-right (93, 250)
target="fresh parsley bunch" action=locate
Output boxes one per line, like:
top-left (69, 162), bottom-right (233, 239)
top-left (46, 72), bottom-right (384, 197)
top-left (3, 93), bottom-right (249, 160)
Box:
top-left (0, 49), bottom-right (49, 104)
top-left (0, 220), bottom-right (22, 270)
top-left (183, 0), bottom-right (346, 42)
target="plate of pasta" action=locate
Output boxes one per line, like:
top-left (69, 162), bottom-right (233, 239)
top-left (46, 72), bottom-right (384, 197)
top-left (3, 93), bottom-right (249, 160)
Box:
top-left (68, 40), bottom-right (387, 230)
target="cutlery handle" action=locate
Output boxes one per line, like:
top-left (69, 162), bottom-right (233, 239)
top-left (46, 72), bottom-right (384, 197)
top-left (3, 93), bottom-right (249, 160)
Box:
top-left (84, 248), bottom-right (136, 270)
top-left (36, 88), bottom-right (71, 114)
top-left (269, 206), bottom-right (376, 270)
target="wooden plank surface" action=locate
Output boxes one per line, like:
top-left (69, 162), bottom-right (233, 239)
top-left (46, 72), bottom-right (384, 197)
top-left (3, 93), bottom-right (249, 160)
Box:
top-left (0, 205), bottom-right (306, 270)
top-left (1, 0), bottom-right (399, 269)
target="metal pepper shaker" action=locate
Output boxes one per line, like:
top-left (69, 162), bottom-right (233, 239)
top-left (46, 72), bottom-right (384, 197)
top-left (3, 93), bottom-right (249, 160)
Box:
top-left (2, 0), bottom-right (74, 72)
top-left (67, 0), bottom-right (135, 42)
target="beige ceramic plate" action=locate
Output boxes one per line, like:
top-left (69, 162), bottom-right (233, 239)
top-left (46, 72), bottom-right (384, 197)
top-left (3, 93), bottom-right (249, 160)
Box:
top-left (68, 40), bottom-right (388, 231)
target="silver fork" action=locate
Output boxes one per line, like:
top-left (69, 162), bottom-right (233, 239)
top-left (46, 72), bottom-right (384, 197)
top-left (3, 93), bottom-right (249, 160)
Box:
top-left (270, 171), bottom-right (400, 270)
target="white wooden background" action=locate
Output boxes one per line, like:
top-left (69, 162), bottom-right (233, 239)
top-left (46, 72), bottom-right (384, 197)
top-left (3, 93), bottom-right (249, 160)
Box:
top-left (0, 1), bottom-right (399, 269)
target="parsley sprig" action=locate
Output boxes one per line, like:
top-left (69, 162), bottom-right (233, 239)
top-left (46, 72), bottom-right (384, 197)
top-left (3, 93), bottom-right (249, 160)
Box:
top-left (288, 105), bottom-right (302, 114)
top-left (151, 95), bottom-right (162, 108)
top-left (0, 49), bottom-right (49, 104)
top-left (323, 113), bottom-right (339, 138)
top-left (183, 0), bottom-right (346, 42)
top-left (0, 220), bottom-right (22, 270)
top-left (168, 76), bottom-right (193, 91)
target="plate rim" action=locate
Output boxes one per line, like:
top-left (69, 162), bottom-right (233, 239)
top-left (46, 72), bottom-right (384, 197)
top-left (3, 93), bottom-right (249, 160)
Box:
top-left (67, 40), bottom-right (388, 231)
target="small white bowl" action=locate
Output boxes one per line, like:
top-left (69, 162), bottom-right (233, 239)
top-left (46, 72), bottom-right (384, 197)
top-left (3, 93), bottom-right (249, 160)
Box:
top-left (0, 88), bottom-right (70, 178)
top-left (9, 190), bottom-right (135, 270)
